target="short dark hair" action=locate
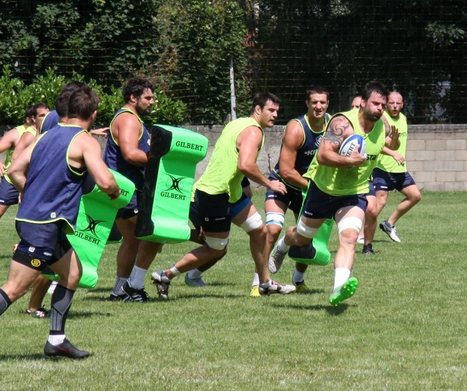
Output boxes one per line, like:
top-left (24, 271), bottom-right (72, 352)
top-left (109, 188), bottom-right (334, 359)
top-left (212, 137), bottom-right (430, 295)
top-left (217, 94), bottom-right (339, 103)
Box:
top-left (25, 105), bottom-right (36, 118)
top-left (31, 102), bottom-right (49, 117)
top-left (250, 92), bottom-right (281, 114)
top-left (55, 81), bottom-right (86, 117)
top-left (67, 86), bottom-right (99, 120)
top-left (305, 84), bottom-right (329, 101)
top-left (360, 81), bottom-right (389, 101)
top-left (122, 77), bottom-right (154, 103)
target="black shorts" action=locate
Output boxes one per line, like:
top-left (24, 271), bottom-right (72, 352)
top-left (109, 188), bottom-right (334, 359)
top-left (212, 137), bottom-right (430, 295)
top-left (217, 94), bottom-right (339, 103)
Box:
top-left (117, 191), bottom-right (140, 219)
top-left (13, 220), bottom-right (72, 271)
top-left (189, 190), bottom-right (231, 233)
top-left (264, 171), bottom-right (304, 215)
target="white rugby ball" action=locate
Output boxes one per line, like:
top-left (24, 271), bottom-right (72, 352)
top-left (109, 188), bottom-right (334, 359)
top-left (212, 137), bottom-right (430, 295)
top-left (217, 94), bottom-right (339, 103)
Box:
top-left (339, 134), bottom-right (366, 157)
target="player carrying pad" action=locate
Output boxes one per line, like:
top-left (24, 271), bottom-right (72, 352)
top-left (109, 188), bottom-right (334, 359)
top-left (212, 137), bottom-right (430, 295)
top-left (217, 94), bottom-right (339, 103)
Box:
top-left (287, 187), bottom-right (333, 266)
top-left (288, 218), bottom-right (333, 266)
top-left (136, 124), bottom-right (208, 243)
top-left (66, 170), bottom-right (135, 288)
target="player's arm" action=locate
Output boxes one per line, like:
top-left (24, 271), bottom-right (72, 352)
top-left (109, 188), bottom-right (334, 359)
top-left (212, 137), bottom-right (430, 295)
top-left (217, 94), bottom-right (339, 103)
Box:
top-left (90, 127), bottom-right (109, 137)
top-left (237, 126), bottom-right (286, 195)
top-left (116, 115), bottom-right (148, 167)
top-left (382, 115), bottom-right (400, 151)
top-left (278, 120), bottom-right (308, 190)
top-left (0, 128), bottom-right (18, 155)
top-left (11, 131), bottom-right (36, 161)
top-left (6, 141), bottom-right (34, 192)
top-left (317, 115), bottom-right (365, 168)
top-left (75, 133), bottom-right (120, 199)
top-left (381, 146), bottom-right (405, 165)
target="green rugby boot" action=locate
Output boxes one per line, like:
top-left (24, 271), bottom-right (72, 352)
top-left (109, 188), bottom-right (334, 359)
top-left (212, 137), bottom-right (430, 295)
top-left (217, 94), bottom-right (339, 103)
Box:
top-left (329, 277), bottom-right (359, 306)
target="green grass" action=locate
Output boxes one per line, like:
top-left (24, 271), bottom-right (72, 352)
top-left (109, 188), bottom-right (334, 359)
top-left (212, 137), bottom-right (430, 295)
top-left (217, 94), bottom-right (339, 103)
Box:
top-left (0, 191), bottom-right (466, 390)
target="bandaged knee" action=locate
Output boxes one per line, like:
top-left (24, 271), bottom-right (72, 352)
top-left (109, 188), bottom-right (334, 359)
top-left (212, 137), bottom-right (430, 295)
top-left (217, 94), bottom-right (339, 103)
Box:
top-left (337, 216), bottom-right (362, 233)
top-left (296, 220), bottom-right (319, 239)
top-left (265, 211), bottom-right (285, 228)
top-left (204, 235), bottom-right (229, 250)
top-left (240, 212), bottom-right (263, 233)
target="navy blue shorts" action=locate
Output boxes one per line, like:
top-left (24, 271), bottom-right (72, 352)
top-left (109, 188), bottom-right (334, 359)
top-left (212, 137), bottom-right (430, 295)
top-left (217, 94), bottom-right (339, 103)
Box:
top-left (13, 220), bottom-right (72, 270)
top-left (117, 191), bottom-right (140, 219)
top-left (229, 192), bottom-right (251, 218)
top-left (301, 181), bottom-right (368, 219)
top-left (372, 168), bottom-right (416, 192)
top-left (367, 180), bottom-right (376, 197)
top-left (265, 171), bottom-right (304, 215)
top-left (0, 179), bottom-right (19, 206)
top-left (189, 190), bottom-right (232, 233)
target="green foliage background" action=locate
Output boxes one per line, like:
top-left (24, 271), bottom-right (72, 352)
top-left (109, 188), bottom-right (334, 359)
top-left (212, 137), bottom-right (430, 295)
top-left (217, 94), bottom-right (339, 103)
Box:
top-left (0, 66), bottom-right (186, 126)
top-left (0, 0), bottom-right (249, 125)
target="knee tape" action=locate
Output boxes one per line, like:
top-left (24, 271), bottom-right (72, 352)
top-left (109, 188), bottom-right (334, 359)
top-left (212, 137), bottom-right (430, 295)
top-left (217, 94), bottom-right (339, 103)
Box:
top-left (240, 212), bottom-right (263, 233)
top-left (337, 216), bottom-right (362, 233)
top-left (296, 219), bottom-right (319, 239)
top-left (204, 235), bottom-right (229, 251)
top-left (265, 211), bottom-right (285, 228)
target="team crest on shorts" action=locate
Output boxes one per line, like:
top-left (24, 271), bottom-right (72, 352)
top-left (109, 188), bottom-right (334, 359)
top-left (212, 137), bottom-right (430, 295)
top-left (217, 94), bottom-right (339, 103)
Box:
top-left (31, 258), bottom-right (42, 268)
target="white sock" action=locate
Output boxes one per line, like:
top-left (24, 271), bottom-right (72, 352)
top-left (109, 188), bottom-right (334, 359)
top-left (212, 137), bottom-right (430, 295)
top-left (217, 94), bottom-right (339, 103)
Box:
top-left (333, 267), bottom-right (351, 292)
top-left (251, 273), bottom-right (260, 286)
top-left (277, 236), bottom-right (290, 252)
top-left (129, 266), bottom-right (147, 290)
top-left (112, 277), bottom-right (127, 295)
top-left (187, 268), bottom-right (202, 279)
top-left (292, 269), bottom-right (305, 284)
top-left (48, 334), bottom-right (65, 346)
top-left (170, 266), bottom-right (181, 277)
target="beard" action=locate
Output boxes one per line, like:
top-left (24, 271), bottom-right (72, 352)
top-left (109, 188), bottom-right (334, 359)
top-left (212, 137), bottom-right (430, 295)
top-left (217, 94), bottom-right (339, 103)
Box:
top-left (363, 109), bottom-right (383, 122)
top-left (135, 105), bottom-right (150, 117)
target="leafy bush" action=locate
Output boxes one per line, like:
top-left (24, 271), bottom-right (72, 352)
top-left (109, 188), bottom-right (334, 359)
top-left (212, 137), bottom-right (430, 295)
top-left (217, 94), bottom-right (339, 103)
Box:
top-left (0, 66), bottom-right (187, 126)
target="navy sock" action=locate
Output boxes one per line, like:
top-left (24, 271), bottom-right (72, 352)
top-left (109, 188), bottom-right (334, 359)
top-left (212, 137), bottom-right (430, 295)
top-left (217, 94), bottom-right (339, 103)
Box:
top-left (50, 284), bottom-right (75, 335)
top-left (0, 288), bottom-right (12, 315)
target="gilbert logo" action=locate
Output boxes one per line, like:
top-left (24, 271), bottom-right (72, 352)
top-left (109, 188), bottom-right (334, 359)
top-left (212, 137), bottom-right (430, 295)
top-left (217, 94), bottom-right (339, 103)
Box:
top-left (83, 214), bottom-right (103, 236)
top-left (160, 175), bottom-right (187, 201)
top-left (165, 175), bottom-right (184, 193)
top-left (74, 214), bottom-right (103, 245)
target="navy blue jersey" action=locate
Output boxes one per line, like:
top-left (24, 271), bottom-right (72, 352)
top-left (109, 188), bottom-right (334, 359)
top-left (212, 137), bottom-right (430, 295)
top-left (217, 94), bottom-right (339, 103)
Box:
top-left (16, 124), bottom-right (87, 228)
top-left (40, 110), bottom-right (60, 133)
top-left (104, 108), bottom-right (150, 190)
top-left (274, 113), bottom-right (330, 187)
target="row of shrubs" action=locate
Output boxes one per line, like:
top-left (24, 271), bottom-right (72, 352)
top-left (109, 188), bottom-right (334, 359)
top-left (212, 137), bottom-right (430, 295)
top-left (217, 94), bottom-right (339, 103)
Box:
top-left (0, 66), bottom-right (187, 128)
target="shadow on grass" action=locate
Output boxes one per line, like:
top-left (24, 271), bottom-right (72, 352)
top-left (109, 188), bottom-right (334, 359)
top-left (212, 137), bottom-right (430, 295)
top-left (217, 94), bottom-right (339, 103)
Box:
top-left (173, 292), bottom-right (242, 300)
top-left (0, 353), bottom-right (46, 361)
top-left (294, 288), bottom-right (325, 295)
top-left (270, 302), bottom-right (352, 314)
top-left (82, 292), bottom-right (242, 303)
top-left (67, 310), bottom-right (112, 319)
top-left (87, 280), bottom-right (237, 295)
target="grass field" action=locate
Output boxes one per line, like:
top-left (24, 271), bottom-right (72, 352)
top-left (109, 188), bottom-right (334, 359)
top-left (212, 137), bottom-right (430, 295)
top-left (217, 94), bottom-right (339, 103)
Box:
top-left (0, 191), bottom-right (466, 390)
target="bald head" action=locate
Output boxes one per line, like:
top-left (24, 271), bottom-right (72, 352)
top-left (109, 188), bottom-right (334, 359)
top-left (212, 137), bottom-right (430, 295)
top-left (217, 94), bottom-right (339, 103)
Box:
top-left (386, 91), bottom-right (404, 118)
top-left (351, 96), bottom-right (362, 109)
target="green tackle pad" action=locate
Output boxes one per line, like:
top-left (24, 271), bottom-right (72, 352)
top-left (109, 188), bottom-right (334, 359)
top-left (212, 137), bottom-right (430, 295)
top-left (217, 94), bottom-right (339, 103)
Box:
top-left (64, 170), bottom-right (135, 288)
top-left (136, 125), bottom-right (208, 244)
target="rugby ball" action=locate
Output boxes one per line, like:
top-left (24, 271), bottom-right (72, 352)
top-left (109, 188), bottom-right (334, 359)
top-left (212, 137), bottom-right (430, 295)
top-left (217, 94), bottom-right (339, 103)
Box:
top-left (339, 134), bottom-right (366, 157)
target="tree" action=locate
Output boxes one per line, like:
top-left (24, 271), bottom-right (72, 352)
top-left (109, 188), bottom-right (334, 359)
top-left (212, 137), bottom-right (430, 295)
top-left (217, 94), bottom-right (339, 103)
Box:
top-left (154, 0), bottom-right (250, 123)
